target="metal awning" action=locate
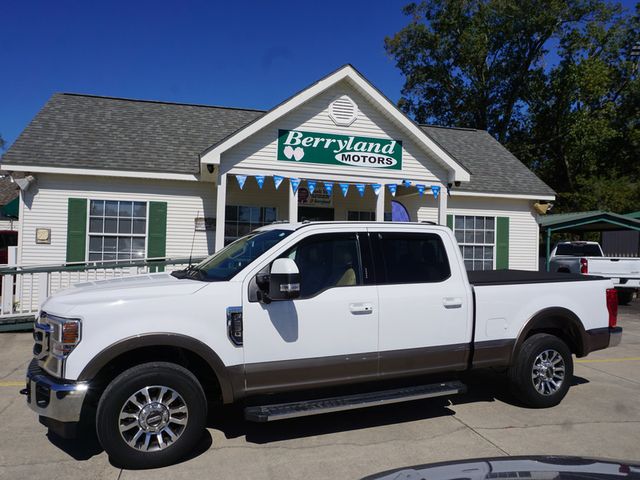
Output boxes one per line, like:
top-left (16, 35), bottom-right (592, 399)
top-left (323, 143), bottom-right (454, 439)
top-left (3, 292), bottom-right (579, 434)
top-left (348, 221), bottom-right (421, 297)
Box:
top-left (538, 211), bottom-right (640, 270)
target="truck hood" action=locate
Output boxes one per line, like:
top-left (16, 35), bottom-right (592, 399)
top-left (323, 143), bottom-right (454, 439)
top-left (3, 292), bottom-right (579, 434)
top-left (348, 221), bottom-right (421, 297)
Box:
top-left (41, 273), bottom-right (208, 316)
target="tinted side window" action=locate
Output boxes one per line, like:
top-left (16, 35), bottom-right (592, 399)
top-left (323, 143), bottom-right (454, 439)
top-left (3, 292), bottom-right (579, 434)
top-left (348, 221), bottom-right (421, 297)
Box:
top-left (282, 233), bottom-right (362, 298)
top-left (376, 232), bottom-right (451, 284)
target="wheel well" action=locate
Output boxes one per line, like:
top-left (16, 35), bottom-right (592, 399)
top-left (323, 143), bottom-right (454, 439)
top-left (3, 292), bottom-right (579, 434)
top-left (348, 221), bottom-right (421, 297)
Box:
top-left (88, 346), bottom-right (223, 404)
top-left (522, 316), bottom-right (585, 357)
top-left (557, 267), bottom-right (570, 273)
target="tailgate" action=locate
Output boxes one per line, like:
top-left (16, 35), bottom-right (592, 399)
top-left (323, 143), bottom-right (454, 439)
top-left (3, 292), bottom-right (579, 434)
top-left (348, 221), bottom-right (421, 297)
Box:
top-left (587, 257), bottom-right (640, 278)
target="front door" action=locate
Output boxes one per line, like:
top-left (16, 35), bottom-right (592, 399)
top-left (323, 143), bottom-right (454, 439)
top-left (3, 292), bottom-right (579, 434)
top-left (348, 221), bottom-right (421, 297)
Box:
top-left (298, 206), bottom-right (334, 222)
top-left (370, 227), bottom-right (473, 378)
top-left (241, 228), bottom-right (378, 395)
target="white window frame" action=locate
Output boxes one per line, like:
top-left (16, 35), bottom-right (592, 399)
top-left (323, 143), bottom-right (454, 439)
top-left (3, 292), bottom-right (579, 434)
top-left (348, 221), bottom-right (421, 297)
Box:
top-left (224, 205), bottom-right (278, 245)
top-left (86, 200), bottom-right (149, 262)
top-left (347, 210), bottom-right (376, 221)
top-left (452, 214), bottom-right (496, 271)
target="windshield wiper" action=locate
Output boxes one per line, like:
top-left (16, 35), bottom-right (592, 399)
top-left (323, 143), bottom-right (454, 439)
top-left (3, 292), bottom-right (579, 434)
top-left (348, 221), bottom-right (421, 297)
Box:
top-left (171, 264), bottom-right (206, 280)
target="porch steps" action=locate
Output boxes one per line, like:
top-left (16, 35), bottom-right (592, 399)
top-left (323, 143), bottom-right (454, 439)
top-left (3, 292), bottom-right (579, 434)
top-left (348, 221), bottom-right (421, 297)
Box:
top-left (244, 380), bottom-right (466, 422)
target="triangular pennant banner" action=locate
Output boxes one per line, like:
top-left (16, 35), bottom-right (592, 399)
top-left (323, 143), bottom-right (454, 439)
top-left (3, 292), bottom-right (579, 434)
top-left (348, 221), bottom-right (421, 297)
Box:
top-left (307, 180), bottom-right (316, 195)
top-left (273, 175), bottom-right (284, 190)
top-left (416, 184), bottom-right (425, 197)
top-left (371, 183), bottom-right (381, 196)
top-left (339, 183), bottom-right (349, 197)
top-left (431, 185), bottom-right (441, 199)
top-left (355, 184), bottom-right (365, 197)
top-left (387, 184), bottom-right (397, 197)
top-left (323, 182), bottom-right (333, 196)
top-left (402, 180), bottom-right (412, 188)
top-left (235, 174), bottom-right (247, 190)
top-left (255, 175), bottom-right (265, 189)
top-left (290, 178), bottom-right (301, 194)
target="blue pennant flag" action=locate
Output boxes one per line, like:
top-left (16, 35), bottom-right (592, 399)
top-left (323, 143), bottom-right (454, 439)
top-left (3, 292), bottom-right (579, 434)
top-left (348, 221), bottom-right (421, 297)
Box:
top-left (307, 180), bottom-right (316, 195)
top-left (255, 175), bottom-right (265, 189)
top-left (431, 185), bottom-right (441, 199)
top-left (355, 184), bottom-right (365, 197)
top-left (402, 180), bottom-right (412, 188)
top-left (273, 175), bottom-right (284, 190)
top-left (371, 183), bottom-right (381, 196)
top-left (290, 178), bottom-right (301, 194)
top-left (235, 174), bottom-right (247, 190)
top-left (323, 182), bottom-right (333, 196)
top-left (416, 184), bottom-right (425, 197)
top-left (387, 184), bottom-right (397, 197)
top-left (339, 183), bottom-right (350, 197)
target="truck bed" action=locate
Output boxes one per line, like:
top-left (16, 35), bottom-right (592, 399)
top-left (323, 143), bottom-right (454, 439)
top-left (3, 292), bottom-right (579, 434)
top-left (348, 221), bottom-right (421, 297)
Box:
top-left (467, 269), bottom-right (602, 286)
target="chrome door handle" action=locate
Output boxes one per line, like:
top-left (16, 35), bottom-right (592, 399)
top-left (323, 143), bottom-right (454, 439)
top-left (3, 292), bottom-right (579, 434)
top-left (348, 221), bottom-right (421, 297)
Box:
top-left (349, 303), bottom-right (374, 314)
top-left (443, 297), bottom-right (463, 309)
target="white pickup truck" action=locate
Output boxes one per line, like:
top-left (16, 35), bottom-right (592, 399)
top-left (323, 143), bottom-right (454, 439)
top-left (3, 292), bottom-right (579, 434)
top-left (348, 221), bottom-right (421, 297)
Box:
top-left (549, 241), bottom-right (640, 304)
top-left (24, 222), bottom-right (622, 468)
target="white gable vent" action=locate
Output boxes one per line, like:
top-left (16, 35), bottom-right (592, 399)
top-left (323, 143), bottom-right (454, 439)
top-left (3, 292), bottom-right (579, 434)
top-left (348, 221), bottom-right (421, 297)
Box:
top-left (329, 95), bottom-right (358, 126)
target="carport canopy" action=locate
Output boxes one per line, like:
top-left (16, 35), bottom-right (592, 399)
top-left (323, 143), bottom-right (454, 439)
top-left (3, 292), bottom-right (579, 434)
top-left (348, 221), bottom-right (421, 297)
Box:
top-left (538, 210), bottom-right (640, 270)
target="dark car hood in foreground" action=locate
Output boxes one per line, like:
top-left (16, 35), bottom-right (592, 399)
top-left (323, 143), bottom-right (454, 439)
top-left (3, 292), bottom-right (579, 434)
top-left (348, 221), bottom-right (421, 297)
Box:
top-left (362, 456), bottom-right (640, 480)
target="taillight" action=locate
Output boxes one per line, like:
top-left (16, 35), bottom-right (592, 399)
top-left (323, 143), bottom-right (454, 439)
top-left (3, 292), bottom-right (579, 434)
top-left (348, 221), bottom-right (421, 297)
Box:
top-left (580, 257), bottom-right (588, 274)
top-left (606, 288), bottom-right (618, 328)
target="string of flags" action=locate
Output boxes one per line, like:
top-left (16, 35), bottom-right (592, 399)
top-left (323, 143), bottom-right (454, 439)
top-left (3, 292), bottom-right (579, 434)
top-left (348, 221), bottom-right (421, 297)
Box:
top-left (233, 173), bottom-right (444, 199)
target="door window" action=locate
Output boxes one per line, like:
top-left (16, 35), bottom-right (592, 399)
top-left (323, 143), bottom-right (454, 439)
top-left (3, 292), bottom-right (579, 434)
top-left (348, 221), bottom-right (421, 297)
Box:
top-left (374, 232), bottom-right (451, 284)
top-left (281, 233), bottom-right (362, 298)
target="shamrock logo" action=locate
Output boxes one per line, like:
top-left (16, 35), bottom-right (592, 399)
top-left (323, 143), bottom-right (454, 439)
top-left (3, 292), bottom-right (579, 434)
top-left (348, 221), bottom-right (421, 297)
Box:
top-left (284, 145), bottom-right (305, 161)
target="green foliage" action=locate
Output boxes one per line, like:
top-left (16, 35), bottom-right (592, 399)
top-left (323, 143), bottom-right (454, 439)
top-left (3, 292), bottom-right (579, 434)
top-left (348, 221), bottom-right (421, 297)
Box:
top-left (386, 0), bottom-right (639, 214)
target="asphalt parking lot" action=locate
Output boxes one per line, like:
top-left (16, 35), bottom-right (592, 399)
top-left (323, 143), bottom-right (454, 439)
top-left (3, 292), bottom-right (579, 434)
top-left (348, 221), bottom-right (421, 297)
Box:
top-left (1, 302), bottom-right (639, 480)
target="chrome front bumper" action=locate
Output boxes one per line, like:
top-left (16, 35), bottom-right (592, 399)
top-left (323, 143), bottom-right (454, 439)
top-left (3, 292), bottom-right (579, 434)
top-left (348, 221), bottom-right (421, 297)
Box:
top-left (24, 359), bottom-right (88, 423)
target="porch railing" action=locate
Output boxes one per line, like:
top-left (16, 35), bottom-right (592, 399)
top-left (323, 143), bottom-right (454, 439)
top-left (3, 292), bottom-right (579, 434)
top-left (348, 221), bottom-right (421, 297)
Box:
top-left (0, 247), bottom-right (205, 325)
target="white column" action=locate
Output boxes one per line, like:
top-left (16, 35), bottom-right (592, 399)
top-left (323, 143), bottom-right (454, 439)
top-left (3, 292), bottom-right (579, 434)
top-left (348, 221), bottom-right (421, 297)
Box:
top-left (214, 172), bottom-right (227, 252)
top-left (437, 184), bottom-right (448, 225)
top-left (375, 184), bottom-right (385, 221)
top-left (288, 180), bottom-right (298, 223)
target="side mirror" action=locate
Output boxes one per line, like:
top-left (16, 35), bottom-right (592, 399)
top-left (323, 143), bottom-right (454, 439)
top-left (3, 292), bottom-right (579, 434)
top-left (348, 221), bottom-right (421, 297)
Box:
top-left (267, 258), bottom-right (300, 301)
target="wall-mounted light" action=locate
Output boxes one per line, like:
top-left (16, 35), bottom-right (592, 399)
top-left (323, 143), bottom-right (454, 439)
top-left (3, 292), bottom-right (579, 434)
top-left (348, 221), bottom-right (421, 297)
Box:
top-left (207, 164), bottom-right (214, 174)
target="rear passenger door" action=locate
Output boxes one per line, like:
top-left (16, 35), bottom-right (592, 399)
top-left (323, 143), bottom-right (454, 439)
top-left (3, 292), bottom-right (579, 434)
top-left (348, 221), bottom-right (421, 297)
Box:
top-left (370, 227), bottom-right (473, 378)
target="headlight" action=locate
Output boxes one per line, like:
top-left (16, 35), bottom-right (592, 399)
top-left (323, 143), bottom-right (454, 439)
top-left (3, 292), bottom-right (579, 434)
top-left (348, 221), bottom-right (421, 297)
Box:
top-left (47, 314), bottom-right (82, 357)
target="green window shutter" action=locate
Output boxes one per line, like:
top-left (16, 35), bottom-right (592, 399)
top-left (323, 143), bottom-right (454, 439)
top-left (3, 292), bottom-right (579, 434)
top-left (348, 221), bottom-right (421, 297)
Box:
top-left (496, 216), bottom-right (510, 270)
top-left (66, 198), bottom-right (87, 263)
top-left (148, 201), bottom-right (168, 272)
top-left (447, 214), bottom-right (453, 230)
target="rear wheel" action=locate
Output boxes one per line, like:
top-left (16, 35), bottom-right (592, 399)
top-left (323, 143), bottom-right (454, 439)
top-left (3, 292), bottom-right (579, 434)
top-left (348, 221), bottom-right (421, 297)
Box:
top-left (508, 333), bottom-right (573, 408)
top-left (96, 362), bottom-right (207, 469)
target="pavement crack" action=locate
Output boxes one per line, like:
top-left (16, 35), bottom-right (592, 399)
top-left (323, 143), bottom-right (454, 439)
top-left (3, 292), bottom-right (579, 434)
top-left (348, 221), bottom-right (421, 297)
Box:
top-left (469, 419), bottom-right (640, 431)
top-left (451, 415), bottom-right (509, 456)
top-left (579, 363), bottom-right (640, 386)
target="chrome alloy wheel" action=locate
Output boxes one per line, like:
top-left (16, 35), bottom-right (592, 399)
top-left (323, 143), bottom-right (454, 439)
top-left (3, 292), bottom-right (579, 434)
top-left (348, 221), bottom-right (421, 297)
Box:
top-left (531, 349), bottom-right (566, 395)
top-left (118, 386), bottom-right (189, 452)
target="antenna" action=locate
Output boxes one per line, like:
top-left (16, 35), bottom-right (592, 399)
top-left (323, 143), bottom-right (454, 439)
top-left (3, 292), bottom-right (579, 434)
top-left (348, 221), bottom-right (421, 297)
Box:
top-left (188, 212), bottom-right (199, 269)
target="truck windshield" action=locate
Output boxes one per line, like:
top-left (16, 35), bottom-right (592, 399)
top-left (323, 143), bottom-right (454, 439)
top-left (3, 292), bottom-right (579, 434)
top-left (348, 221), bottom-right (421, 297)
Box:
top-left (186, 229), bottom-right (292, 281)
top-left (555, 243), bottom-right (603, 257)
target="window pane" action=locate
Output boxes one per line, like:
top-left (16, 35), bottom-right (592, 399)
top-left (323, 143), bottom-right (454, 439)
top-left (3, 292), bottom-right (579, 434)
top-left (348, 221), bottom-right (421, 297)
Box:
top-left (132, 238), bottom-right (145, 258)
top-left (474, 231), bottom-right (484, 243)
top-left (117, 252), bottom-right (132, 260)
top-left (104, 218), bottom-right (117, 233)
top-left (464, 231), bottom-right (474, 243)
top-left (119, 202), bottom-right (133, 217)
top-left (133, 219), bottom-right (146, 234)
top-left (90, 200), bottom-right (104, 216)
top-left (486, 217), bottom-right (495, 229)
top-left (484, 260), bottom-right (493, 270)
top-left (484, 247), bottom-right (493, 259)
top-left (103, 237), bottom-right (117, 252)
top-left (89, 218), bottom-right (103, 233)
top-left (455, 231), bottom-right (464, 242)
top-left (283, 233), bottom-right (362, 297)
top-left (476, 217), bottom-right (485, 229)
top-left (238, 207), bottom-right (251, 223)
top-left (118, 237), bottom-right (131, 253)
top-left (103, 252), bottom-right (116, 261)
top-left (378, 233), bottom-right (450, 284)
top-left (348, 211), bottom-right (358, 221)
top-left (119, 219), bottom-right (132, 234)
top-left (237, 223), bottom-right (251, 236)
top-left (485, 231), bottom-right (494, 243)
top-left (89, 236), bottom-right (102, 251)
top-left (264, 208), bottom-right (276, 223)
top-left (474, 260), bottom-right (484, 271)
top-left (464, 259), bottom-right (473, 270)
top-left (105, 201), bottom-right (118, 216)
top-left (133, 202), bottom-right (147, 218)
top-left (225, 205), bottom-right (238, 221)
top-left (454, 216), bottom-right (464, 229)
top-left (88, 252), bottom-right (102, 261)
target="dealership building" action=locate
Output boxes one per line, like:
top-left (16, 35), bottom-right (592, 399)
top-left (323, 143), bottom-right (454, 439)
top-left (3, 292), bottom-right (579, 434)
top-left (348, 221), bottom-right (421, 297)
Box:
top-left (1, 65), bottom-right (555, 271)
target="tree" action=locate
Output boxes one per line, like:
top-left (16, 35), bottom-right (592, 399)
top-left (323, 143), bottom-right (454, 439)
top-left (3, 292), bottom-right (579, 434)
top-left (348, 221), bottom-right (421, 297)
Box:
top-left (385, 0), bottom-right (639, 213)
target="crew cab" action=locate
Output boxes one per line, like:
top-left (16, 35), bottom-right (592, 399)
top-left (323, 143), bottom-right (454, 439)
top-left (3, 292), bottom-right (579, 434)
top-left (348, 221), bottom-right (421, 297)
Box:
top-left (24, 222), bottom-right (622, 468)
top-left (549, 241), bottom-right (640, 304)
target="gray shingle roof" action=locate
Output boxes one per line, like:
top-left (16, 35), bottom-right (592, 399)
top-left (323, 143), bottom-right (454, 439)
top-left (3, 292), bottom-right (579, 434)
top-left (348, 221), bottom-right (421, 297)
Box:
top-left (1, 93), bottom-right (264, 175)
top-left (2, 93), bottom-right (554, 197)
top-left (421, 125), bottom-right (555, 196)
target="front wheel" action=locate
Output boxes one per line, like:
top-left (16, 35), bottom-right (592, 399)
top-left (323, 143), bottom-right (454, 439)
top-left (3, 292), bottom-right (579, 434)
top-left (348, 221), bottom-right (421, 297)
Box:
top-left (508, 333), bottom-right (573, 408)
top-left (96, 362), bottom-right (207, 469)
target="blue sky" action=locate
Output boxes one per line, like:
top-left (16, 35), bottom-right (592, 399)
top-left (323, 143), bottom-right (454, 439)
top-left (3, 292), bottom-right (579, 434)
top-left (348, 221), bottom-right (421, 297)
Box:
top-left (1, 0), bottom-right (636, 149)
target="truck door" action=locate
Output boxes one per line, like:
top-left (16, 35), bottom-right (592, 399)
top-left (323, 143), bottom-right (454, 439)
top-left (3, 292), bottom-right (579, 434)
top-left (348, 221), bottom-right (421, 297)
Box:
top-left (369, 227), bottom-right (473, 378)
top-left (241, 229), bottom-right (379, 395)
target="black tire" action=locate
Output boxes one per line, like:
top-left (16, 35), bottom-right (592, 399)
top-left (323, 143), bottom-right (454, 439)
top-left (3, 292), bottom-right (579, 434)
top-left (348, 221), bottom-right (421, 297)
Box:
top-left (617, 290), bottom-right (634, 306)
top-left (508, 333), bottom-right (573, 408)
top-left (96, 362), bottom-right (207, 469)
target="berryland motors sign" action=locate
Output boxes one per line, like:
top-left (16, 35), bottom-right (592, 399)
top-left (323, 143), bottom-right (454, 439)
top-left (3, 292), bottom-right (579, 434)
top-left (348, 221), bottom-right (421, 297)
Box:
top-left (277, 129), bottom-right (402, 170)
